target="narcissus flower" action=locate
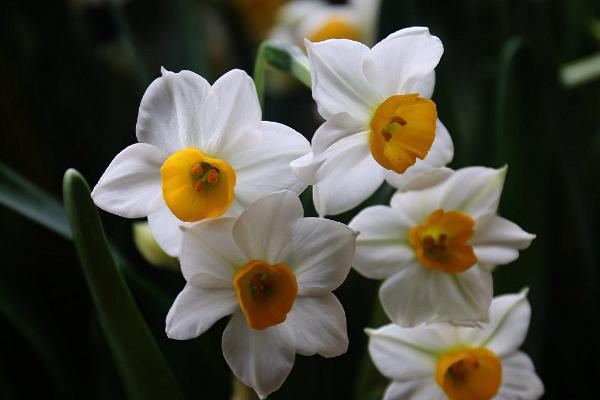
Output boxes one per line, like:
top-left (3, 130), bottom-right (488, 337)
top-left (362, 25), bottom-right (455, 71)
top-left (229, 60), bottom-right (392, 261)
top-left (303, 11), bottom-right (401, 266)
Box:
top-left (91, 68), bottom-right (310, 256)
top-left (367, 291), bottom-right (544, 400)
top-left (165, 191), bottom-right (356, 399)
top-left (271, 0), bottom-right (381, 46)
top-left (292, 27), bottom-right (453, 216)
top-left (349, 166), bottom-right (535, 327)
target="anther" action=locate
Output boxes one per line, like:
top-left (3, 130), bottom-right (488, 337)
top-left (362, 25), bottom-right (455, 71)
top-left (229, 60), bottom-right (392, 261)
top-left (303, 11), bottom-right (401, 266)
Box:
top-left (190, 163), bottom-right (203, 176)
top-left (207, 169), bottom-right (219, 185)
top-left (194, 180), bottom-right (204, 192)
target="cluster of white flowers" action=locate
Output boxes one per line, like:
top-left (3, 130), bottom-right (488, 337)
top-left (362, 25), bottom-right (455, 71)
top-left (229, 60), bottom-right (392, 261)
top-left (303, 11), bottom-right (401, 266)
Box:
top-left (92, 25), bottom-right (543, 400)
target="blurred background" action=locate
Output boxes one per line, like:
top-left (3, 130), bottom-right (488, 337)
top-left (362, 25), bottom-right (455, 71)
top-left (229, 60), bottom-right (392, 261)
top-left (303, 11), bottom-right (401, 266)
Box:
top-left (0, 0), bottom-right (599, 398)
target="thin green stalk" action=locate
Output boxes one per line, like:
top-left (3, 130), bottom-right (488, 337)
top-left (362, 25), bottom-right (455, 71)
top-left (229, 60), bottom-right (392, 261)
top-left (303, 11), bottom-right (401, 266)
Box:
top-left (231, 376), bottom-right (258, 400)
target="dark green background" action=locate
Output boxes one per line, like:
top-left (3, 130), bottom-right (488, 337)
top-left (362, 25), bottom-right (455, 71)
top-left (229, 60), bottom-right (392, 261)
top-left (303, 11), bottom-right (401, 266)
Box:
top-left (1, 0), bottom-right (598, 398)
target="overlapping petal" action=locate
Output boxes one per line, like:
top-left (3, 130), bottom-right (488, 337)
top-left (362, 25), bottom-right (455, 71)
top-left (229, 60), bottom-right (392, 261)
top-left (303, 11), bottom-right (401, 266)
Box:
top-left (222, 311), bottom-right (296, 399)
top-left (147, 206), bottom-right (186, 257)
top-left (136, 68), bottom-right (211, 153)
top-left (285, 293), bottom-right (348, 357)
top-left (380, 265), bottom-right (492, 327)
top-left (286, 217), bottom-right (356, 295)
top-left (383, 379), bottom-right (445, 400)
top-left (497, 352), bottom-right (544, 400)
top-left (165, 284), bottom-right (238, 340)
top-left (472, 214), bottom-right (535, 266)
top-left (363, 27), bottom-right (443, 99)
top-left (91, 143), bottom-right (167, 219)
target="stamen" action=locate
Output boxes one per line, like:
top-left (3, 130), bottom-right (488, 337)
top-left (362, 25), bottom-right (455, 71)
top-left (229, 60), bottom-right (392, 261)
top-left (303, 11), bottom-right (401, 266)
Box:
top-left (207, 168), bottom-right (219, 185)
top-left (190, 163), bottom-right (203, 176)
top-left (194, 180), bottom-right (204, 192)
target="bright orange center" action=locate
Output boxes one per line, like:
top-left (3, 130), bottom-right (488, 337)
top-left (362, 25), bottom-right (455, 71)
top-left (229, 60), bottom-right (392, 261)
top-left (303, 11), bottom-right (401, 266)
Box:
top-left (160, 147), bottom-right (236, 222)
top-left (436, 347), bottom-right (502, 400)
top-left (409, 209), bottom-right (477, 273)
top-left (233, 260), bottom-right (298, 330)
top-left (370, 94), bottom-right (437, 173)
top-left (307, 17), bottom-right (362, 43)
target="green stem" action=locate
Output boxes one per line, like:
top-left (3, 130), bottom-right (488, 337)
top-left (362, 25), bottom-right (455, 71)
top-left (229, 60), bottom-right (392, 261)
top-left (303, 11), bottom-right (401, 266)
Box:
top-left (231, 376), bottom-right (258, 400)
top-left (253, 40), bottom-right (311, 107)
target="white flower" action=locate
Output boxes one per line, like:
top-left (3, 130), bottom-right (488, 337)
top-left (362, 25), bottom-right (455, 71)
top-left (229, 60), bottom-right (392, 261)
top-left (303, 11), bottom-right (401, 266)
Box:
top-left (165, 191), bottom-right (356, 399)
top-left (91, 68), bottom-right (310, 257)
top-left (349, 166), bottom-right (535, 327)
top-left (367, 291), bottom-right (544, 400)
top-left (271, 0), bottom-right (381, 46)
top-left (291, 27), bottom-right (454, 216)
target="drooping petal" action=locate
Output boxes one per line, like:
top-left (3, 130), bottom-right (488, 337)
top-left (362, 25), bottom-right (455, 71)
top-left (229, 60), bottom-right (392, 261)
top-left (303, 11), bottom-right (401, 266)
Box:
top-left (379, 265), bottom-right (492, 327)
top-left (222, 310), bottom-right (296, 399)
top-left (232, 191), bottom-right (303, 264)
top-left (383, 379), bottom-right (445, 400)
top-left (179, 217), bottom-right (246, 288)
top-left (136, 68), bottom-right (211, 153)
top-left (310, 131), bottom-right (384, 216)
top-left (165, 283), bottom-right (238, 340)
top-left (306, 38), bottom-right (380, 120)
top-left (291, 111), bottom-right (367, 185)
top-left (367, 323), bottom-right (448, 381)
top-left (496, 351), bottom-right (544, 400)
top-left (385, 120), bottom-right (453, 190)
top-left (203, 69), bottom-right (263, 159)
top-left (285, 218), bottom-right (356, 295)
top-left (231, 121), bottom-right (310, 211)
top-left (285, 293), bottom-right (348, 357)
top-left (437, 166), bottom-right (507, 218)
top-left (472, 214), bottom-right (535, 266)
top-left (147, 206), bottom-right (187, 257)
top-left (92, 143), bottom-right (167, 218)
top-left (350, 205), bottom-right (416, 279)
top-left (460, 291), bottom-right (531, 357)
top-left (363, 27), bottom-right (443, 99)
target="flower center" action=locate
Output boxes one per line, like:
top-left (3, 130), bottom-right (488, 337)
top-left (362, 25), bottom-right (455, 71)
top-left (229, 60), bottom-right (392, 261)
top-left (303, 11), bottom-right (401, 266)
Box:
top-left (160, 147), bottom-right (236, 222)
top-left (307, 17), bottom-right (362, 43)
top-left (233, 260), bottom-right (298, 330)
top-left (409, 209), bottom-right (476, 273)
top-left (370, 94), bottom-right (437, 173)
top-left (436, 347), bottom-right (502, 400)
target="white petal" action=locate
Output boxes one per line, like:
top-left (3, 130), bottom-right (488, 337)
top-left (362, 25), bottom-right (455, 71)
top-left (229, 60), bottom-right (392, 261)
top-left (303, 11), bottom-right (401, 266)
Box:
top-left (310, 131), bottom-right (384, 216)
top-left (136, 68), bottom-right (211, 153)
top-left (285, 218), bottom-right (356, 295)
top-left (285, 293), bottom-right (348, 357)
top-left (306, 38), bottom-right (380, 120)
top-left (363, 27), bottom-right (443, 99)
top-left (461, 291), bottom-right (531, 357)
top-left (497, 352), bottom-right (544, 400)
top-left (231, 121), bottom-right (310, 211)
top-left (165, 283), bottom-right (237, 340)
top-left (350, 205), bottom-right (416, 279)
top-left (383, 379), bottom-right (445, 400)
top-left (91, 144), bottom-right (166, 219)
top-left (472, 214), bottom-right (535, 266)
top-left (438, 166), bottom-right (507, 218)
top-left (385, 120), bottom-right (454, 190)
top-left (380, 265), bottom-right (492, 327)
top-left (367, 323), bottom-right (447, 381)
top-left (147, 206), bottom-right (187, 257)
top-left (291, 111), bottom-right (368, 186)
top-left (232, 191), bottom-right (303, 264)
top-left (203, 69), bottom-right (263, 158)
top-left (222, 310), bottom-right (296, 399)
top-left (180, 217), bottom-right (246, 288)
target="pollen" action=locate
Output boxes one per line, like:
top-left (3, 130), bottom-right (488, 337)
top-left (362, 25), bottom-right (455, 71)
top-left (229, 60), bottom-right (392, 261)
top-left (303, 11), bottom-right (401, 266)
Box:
top-left (409, 209), bottom-right (477, 273)
top-left (233, 260), bottom-right (298, 330)
top-left (160, 147), bottom-right (236, 222)
top-left (436, 347), bottom-right (502, 400)
top-left (370, 94), bottom-right (437, 174)
top-left (307, 17), bottom-right (362, 43)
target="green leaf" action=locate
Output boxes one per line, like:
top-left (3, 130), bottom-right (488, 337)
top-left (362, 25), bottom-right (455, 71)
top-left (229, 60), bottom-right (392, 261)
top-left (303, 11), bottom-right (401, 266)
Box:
top-left (0, 161), bottom-right (71, 239)
top-left (62, 169), bottom-right (184, 400)
top-left (254, 40), bottom-right (311, 107)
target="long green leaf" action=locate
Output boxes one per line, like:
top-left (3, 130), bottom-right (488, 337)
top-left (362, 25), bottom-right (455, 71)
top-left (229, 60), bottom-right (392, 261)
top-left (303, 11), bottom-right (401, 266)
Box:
top-left (63, 169), bottom-right (184, 400)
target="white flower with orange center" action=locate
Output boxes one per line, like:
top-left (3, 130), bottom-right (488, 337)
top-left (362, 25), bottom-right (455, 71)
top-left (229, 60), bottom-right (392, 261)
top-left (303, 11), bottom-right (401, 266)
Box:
top-left (367, 291), bottom-right (544, 400)
top-left (291, 27), bottom-right (454, 216)
top-left (271, 0), bottom-right (381, 46)
top-left (165, 191), bottom-right (356, 399)
top-left (349, 166), bottom-right (535, 327)
top-left (91, 68), bottom-right (310, 256)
